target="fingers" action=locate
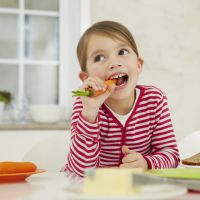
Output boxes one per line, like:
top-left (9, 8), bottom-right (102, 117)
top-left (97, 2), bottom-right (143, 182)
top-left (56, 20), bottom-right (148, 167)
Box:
top-left (120, 162), bottom-right (140, 168)
top-left (100, 83), bottom-right (116, 100)
top-left (120, 148), bottom-right (148, 170)
top-left (121, 152), bottom-right (141, 168)
top-left (121, 145), bottom-right (140, 166)
top-left (81, 77), bottom-right (104, 90)
top-left (120, 157), bottom-right (148, 170)
top-left (82, 77), bottom-right (104, 91)
top-left (122, 153), bottom-right (139, 163)
top-left (122, 145), bottom-right (132, 155)
top-left (106, 83), bottom-right (116, 93)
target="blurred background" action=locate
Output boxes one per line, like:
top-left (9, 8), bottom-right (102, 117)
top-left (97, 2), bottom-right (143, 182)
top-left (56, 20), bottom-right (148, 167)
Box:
top-left (0, 0), bottom-right (200, 141)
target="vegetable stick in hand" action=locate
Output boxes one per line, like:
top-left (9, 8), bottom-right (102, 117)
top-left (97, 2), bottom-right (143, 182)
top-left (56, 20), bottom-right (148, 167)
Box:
top-left (72, 79), bottom-right (116, 97)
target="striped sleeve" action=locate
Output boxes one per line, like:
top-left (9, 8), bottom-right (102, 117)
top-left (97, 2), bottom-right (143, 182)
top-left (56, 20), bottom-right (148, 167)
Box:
top-left (143, 88), bottom-right (180, 168)
top-left (63, 98), bottom-right (101, 177)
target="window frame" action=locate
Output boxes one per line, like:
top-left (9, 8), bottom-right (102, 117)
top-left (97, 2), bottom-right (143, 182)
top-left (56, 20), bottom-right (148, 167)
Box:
top-left (59, 0), bottom-right (90, 118)
top-left (0, 0), bottom-right (91, 119)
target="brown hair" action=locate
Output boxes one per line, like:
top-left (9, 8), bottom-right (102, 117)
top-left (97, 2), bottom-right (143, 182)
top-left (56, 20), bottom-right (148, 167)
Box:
top-left (77, 21), bottom-right (139, 72)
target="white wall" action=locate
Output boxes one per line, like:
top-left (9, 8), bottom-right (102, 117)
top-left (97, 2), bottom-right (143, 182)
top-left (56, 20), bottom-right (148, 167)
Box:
top-left (90, 0), bottom-right (200, 141)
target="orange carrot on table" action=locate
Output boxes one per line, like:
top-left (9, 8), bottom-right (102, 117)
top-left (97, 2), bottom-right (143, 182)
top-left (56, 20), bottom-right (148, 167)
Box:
top-left (0, 161), bottom-right (37, 174)
top-left (72, 79), bottom-right (116, 97)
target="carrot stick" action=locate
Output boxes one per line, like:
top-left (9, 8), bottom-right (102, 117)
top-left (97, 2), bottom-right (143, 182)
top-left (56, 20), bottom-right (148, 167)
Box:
top-left (72, 79), bottom-right (116, 97)
top-left (0, 161), bottom-right (37, 174)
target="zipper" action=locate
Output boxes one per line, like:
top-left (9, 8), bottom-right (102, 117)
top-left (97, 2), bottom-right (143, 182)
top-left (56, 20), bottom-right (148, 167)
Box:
top-left (120, 127), bottom-right (126, 164)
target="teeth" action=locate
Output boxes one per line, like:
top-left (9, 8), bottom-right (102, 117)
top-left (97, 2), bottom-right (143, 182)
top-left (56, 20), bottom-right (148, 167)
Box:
top-left (110, 73), bottom-right (126, 79)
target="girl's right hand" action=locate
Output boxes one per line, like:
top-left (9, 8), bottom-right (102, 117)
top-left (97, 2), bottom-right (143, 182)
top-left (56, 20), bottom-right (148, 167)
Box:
top-left (80, 77), bottom-right (115, 123)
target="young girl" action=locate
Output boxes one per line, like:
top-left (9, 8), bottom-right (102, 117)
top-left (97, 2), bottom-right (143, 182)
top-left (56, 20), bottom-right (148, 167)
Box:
top-left (63, 21), bottom-right (180, 177)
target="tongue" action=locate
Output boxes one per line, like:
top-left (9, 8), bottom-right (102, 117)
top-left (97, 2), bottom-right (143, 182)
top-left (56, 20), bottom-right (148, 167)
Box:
top-left (116, 77), bottom-right (125, 86)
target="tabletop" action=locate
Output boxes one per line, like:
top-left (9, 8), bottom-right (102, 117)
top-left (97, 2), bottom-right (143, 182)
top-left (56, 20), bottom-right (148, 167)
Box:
top-left (0, 172), bottom-right (200, 200)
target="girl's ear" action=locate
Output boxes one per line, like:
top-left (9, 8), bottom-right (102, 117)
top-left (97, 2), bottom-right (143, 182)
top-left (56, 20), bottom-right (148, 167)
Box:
top-left (79, 71), bottom-right (88, 82)
top-left (138, 58), bottom-right (144, 73)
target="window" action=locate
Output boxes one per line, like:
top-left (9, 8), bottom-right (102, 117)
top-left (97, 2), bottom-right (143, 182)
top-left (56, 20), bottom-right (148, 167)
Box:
top-left (0, 0), bottom-right (90, 119)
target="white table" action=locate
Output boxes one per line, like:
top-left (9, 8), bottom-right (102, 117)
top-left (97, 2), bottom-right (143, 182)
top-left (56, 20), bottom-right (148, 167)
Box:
top-left (0, 172), bottom-right (70, 200)
top-left (0, 172), bottom-right (200, 200)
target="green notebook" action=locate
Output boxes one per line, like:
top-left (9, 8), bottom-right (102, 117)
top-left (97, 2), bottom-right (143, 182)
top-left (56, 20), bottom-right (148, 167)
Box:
top-left (146, 168), bottom-right (200, 180)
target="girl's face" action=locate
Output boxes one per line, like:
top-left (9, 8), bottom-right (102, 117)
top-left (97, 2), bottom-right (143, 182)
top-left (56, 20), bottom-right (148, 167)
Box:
top-left (84, 33), bottom-right (143, 100)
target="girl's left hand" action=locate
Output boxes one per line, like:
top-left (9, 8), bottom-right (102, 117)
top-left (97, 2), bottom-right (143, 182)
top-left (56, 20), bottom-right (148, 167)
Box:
top-left (120, 145), bottom-right (148, 170)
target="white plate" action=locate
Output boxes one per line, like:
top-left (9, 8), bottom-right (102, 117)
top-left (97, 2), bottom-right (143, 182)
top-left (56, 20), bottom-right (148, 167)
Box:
top-left (65, 184), bottom-right (187, 200)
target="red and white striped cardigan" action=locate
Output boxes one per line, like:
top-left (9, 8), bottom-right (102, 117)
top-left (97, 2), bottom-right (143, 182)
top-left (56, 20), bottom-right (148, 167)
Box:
top-left (64, 85), bottom-right (180, 177)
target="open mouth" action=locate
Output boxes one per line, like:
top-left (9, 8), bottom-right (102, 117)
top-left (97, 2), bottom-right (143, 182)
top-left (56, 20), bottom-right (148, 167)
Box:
top-left (109, 73), bottom-right (129, 86)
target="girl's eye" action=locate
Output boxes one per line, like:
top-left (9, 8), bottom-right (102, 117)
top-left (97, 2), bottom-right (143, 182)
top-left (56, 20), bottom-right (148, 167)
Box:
top-left (94, 55), bottom-right (105, 62)
top-left (119, 48), bottom-right (129, 55)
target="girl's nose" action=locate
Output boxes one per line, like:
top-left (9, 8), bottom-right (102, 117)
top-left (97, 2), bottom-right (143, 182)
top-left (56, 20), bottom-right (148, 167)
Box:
top-left (109, 64), bottom-right (122, 70)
